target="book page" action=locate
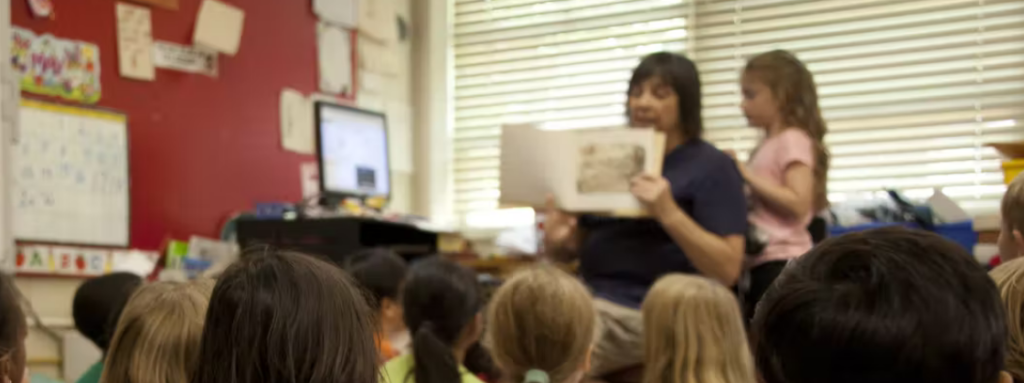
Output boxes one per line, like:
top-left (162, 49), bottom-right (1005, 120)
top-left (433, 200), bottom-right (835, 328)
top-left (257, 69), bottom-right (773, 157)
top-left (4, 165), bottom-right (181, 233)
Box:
top-left (499, 124), bottom-right (572, 208)
top-left (563, 128), bottom-right (664, 214)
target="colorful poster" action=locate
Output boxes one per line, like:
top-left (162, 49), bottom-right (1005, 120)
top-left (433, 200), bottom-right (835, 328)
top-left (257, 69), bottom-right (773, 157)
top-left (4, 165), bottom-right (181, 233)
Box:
top-left (11, 27), bottom-right (102, 104)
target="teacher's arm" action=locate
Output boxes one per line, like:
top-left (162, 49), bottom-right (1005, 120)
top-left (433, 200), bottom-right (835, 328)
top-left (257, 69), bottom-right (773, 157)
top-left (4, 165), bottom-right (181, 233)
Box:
top-left (631, 171), bottom-right (747, 286)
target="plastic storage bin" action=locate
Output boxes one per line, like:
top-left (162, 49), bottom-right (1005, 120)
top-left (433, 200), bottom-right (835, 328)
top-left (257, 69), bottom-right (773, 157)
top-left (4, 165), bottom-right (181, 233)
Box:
top-left (828, 221), bottom-right (976, 252)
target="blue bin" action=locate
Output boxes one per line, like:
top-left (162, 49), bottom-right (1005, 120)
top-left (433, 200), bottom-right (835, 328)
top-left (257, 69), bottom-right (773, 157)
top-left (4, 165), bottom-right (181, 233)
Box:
top-left (828, 221), bottom-right (977, 252)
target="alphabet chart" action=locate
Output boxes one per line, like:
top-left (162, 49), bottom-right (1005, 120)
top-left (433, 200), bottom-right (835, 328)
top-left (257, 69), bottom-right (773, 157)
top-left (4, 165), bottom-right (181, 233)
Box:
top-left (13, 100), bottom-right (129, 246)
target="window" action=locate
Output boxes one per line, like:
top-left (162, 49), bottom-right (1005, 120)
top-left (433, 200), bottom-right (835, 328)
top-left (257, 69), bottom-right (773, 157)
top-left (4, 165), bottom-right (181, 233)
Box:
top-left (451, 0), bottom-right (691, 227)
top-left (697, 0), bottom-right (1024, 215)
top-left (451, 0), bottom-right (1024, 228)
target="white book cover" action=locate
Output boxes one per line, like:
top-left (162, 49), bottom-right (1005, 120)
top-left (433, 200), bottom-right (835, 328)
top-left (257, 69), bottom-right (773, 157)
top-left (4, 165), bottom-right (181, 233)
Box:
top-left (500, 124), bottom-right (666, 215)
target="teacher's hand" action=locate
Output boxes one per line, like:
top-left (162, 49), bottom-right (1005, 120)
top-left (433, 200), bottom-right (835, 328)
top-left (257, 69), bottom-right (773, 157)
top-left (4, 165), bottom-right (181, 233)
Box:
top-left (631, 173), bottom-right (677, 219)
top-left (542, 194), bottom-right (577, 253)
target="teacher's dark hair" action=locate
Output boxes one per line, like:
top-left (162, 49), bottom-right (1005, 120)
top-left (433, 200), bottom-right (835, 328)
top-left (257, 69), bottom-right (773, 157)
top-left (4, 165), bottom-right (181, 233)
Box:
top-left (403, 257), bottom-right (483, 383)
top-left (627, 52), bottom-right (703, 138)
top-left (753, 227), bottom-right (1006, 383)
top-left (190, 250), bottom-right (378, 383)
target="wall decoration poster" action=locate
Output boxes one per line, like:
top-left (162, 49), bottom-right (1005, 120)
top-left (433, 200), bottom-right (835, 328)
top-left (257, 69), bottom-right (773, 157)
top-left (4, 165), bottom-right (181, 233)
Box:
top-left (11, 27), bottom-right (102, 103)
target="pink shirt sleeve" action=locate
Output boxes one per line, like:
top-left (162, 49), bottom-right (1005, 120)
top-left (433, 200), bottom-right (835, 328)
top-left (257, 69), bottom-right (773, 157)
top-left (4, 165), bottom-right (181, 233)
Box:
top-left (776, 129), bottom-right (815, 171)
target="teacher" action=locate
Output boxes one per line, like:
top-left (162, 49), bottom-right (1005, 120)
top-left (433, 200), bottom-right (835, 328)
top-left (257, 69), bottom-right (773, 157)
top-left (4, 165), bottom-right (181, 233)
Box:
top-left (543, 52), bottom-right (747, 379)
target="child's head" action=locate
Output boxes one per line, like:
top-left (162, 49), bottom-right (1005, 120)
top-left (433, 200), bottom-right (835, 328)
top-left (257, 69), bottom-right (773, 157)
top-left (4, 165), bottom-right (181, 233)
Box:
top-left (743, 49), bottom-right (830, 210)
top-left (486, 266), bottom-right (595, 383)
top-left (101, 279), bottom-right (214, 383)
top-left (754, 227), bottom-right (1008, 383)
top-left (1000, 173), bottom-right (1024, 261)
top-left (627, 52), bottom-right (702, 140)
top-left (403, 257), bottom-right (484, 383)
top-left (642, 274), bottom-right (754, 383)
top-left (991, 258), bottom-right (1024, 381)
top-left (191, 250), bottom-right (378, 383)
top-left (0, 273), bottom-right (26, 383)
top-left (342, 247), bottom-right (408, 333)
top-left (72, 272), bottom-right (142, 353)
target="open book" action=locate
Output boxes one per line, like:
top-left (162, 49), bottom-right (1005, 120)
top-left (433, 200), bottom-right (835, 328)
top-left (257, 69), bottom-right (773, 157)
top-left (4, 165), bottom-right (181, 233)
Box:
top-left (499, 124), bottom-right (667, 215)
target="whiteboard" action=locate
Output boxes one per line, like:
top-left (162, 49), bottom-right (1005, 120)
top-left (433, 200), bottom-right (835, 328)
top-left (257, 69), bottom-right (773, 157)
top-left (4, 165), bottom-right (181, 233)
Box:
top-left (12, 100), bottom-right (129, 246)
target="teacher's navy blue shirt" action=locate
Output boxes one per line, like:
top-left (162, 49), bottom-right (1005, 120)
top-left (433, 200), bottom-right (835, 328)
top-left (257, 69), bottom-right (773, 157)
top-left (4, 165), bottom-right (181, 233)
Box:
top-left (578, 139), bottom-right (748, 309)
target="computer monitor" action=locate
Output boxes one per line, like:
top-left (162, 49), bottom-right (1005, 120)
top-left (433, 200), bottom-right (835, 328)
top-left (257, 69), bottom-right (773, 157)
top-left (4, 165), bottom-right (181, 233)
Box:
top-left (315, 102), bottom-right (390, 199)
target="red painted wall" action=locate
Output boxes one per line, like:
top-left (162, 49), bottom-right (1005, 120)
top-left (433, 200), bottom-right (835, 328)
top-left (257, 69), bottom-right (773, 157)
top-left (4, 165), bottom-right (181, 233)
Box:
top-left (12, 0), bottom-right (330, 248)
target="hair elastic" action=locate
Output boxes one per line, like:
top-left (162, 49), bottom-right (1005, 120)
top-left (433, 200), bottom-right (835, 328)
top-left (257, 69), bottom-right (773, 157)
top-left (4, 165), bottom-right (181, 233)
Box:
top-left (523, 369), bottom-right (550, 383)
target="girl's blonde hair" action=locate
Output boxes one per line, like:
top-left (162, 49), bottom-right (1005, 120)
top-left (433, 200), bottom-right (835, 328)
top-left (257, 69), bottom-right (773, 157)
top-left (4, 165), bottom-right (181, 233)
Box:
top-left (101, 279), bottom-right (214, 383)
top-left (991, 258), bottom-right (1024, 381)
top-left (746, 49), bottom-right (831, 211)
top-left (642, 274), bottom-right (755, 383)
top-left (486, 266), bottom-right (595, 383)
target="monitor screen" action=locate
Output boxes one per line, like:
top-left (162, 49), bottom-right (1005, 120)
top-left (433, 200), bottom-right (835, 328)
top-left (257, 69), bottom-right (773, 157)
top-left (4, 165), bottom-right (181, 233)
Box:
top-left (316, 102), bottom-right (390, 197)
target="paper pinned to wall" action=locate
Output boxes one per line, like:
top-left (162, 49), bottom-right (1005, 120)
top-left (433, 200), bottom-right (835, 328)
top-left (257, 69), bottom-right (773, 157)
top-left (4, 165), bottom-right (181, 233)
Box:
top-left (317, 24), bottom-right (353, 95)
top-left (359, 70), bottom-right (392, 95)
top-left (358, 0), bottom-right (397, 44)
top-left (280, 88), bottom-right (314, 154)
top-left (193, 0), bottom-right (245, 56)
top-left (153, 41), bottom-right (218, 76)
top-left (357, 91), bottom-right (412, 172)
top-left (313, 0), bottom-right (356, 28)
top-left (116, 3), bottom-right (155, 81)
top-left (300, 162), bottom-right (320, 198)
top-left (356, 90), bottom-right (384, 112)
top-left (358, 36), bottom-right (398, 76)
top-left (386, 102), bottom-right (413, 172)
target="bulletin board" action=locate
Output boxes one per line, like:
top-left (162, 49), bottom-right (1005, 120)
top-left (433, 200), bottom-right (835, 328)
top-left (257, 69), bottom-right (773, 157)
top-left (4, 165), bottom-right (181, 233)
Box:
top-left (13, 100), bottom-right (129, 246)
top-left (12, 0), bottom-right (346, 248)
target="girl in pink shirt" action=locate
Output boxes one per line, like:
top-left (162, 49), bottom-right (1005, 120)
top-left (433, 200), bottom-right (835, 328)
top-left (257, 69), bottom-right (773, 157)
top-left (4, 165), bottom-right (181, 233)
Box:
top-left (730, 50), bottom-right (830, 319)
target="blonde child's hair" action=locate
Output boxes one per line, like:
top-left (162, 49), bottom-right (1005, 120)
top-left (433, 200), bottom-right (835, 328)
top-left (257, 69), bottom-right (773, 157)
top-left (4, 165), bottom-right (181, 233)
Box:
top-left (642, 274), bottom-right (755, 383)
top-left (486, 266), bottom-right (595, 383)
top-left (1004, 172), bottom-right (1024, 235)
top-left (745, 50), bottom-right (831, 211)
top-left (101, 279), bottom-right (214, 383)
top-left (991, 258), bottom-right (1024, 381)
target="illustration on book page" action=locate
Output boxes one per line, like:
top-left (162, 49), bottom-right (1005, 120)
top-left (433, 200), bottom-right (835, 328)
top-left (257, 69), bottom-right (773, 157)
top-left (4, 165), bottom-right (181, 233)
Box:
top-left (576, 143), bottom-right (646, 193)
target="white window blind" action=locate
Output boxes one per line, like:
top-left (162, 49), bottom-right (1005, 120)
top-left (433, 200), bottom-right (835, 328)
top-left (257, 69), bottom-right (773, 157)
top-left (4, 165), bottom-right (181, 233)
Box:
top-left (452, 0), bottom-right (691, 226)
top-left (697, 0), bottom-right (1024, 216)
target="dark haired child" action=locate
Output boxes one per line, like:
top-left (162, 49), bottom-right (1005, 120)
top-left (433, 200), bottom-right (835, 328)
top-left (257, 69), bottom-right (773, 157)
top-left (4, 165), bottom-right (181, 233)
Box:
top-left (343, 247), bottom-right (409, 361)
top-left (72, 272), bottom-right (142, 383)
top-left (190, 250), bottom-right (378, 383)
top-left (381, 257), bottom-right (485, 383)
top-left (753, 227), bottom-right (1013, 383)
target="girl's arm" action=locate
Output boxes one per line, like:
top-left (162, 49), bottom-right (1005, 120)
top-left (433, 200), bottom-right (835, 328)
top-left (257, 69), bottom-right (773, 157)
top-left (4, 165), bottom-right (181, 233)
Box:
top-left (740, 162), bottom-right (815, 220)
top-left (631, 174), bottom-right (745, 286)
